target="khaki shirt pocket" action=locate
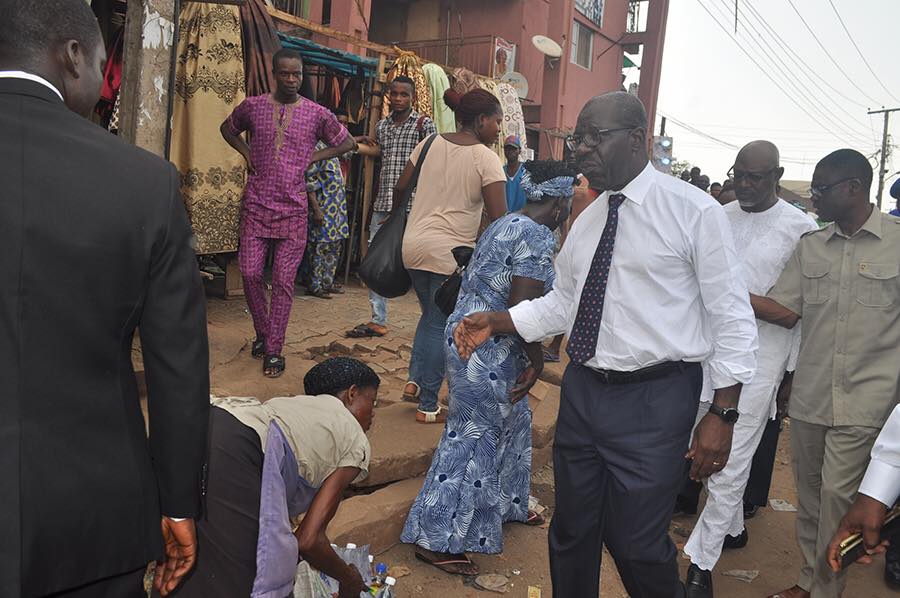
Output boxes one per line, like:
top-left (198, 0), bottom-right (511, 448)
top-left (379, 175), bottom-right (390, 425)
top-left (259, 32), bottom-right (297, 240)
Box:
top-left (856, 262), bottom-right (898, 308)
top-left (801, 261), bottom-right (830, 305)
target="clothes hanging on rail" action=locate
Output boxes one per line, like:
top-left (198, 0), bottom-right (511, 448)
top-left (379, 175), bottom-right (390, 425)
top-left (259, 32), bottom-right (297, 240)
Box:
top-left (422, 63), bottom-right (455, 133)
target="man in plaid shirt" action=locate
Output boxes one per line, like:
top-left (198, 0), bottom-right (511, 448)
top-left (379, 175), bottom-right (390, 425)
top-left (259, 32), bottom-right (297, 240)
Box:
top-left (347, 76), bottom-right (436, 339)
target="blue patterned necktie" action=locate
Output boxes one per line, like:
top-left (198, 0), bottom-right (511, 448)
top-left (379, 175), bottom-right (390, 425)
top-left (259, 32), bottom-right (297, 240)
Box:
top-left (566, 193), bottom-right (627, 365)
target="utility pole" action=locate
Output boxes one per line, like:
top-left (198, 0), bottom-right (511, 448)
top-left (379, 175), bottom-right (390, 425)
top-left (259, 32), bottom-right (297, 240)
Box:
top-left (868, 107), bottom-right (900, 210)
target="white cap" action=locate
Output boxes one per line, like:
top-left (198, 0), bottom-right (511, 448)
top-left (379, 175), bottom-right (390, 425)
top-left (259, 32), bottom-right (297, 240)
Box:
top-left (346, 543), bottom-right (357, 549)
top-left (385, 577), bottom-right (396, 586)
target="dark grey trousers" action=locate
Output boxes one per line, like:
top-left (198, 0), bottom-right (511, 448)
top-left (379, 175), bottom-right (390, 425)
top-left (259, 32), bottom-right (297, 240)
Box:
top-left (549, 362), bottom-right (702, 598)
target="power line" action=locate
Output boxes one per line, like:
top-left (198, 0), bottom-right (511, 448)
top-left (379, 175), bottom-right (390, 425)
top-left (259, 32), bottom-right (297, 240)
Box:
top-left (660, 112), bottom-right (817, 164)
top-left (825, 0), bottom-right (900, 104)
top-left (695, 0), bottom-right (868, 147)
top-left (784, 0), bottom-right (882, 106)
top-left (740, 1), bottom-right (867, 110)
top-left (710, 0), bottom-right (871, 142)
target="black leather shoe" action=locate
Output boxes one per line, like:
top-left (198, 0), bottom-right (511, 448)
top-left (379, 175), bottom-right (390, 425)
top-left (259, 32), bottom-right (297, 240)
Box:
top-left (743, 502), bottom-right (759, 519)
top-left (885, 542), bottom-right (900, 589)
top-left (685, 563), bottom-right (713, 598)
top-left (723, 527), bottom-right (748, 550)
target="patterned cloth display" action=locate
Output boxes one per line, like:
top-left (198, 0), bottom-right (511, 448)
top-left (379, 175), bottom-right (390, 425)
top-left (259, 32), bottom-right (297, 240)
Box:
top-left (382, 50), bottom-right (432, 120)
top-left (566, 193), bottom-right (627, 364)
top-left (401, 213), bottom-right (557, 554)
top-left (497, 82), bottom-right (527, 155)
top-left (306, 142), bottom-right (350, 244)
top-left (170, 4), bottom-right (247, 254)
top-left (422, 63), bottom-right (455, 134)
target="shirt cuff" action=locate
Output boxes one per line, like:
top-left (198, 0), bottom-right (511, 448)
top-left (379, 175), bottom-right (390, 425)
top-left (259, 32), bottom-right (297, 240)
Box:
top-left (707, 361), bottom-right (755, 390)
top-left (859, 459), bottom-right (900, 507)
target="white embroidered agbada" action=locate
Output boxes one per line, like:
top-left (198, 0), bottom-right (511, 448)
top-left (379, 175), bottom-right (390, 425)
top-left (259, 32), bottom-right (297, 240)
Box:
top-left (685, 198), bottom-right (818, 571)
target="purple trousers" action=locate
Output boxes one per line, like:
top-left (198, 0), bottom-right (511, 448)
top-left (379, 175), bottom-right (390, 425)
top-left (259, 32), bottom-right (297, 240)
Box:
top-left (239, 234), bottom-right (306, 355)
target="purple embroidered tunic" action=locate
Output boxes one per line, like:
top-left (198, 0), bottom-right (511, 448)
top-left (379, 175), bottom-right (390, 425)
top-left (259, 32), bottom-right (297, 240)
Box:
top-left (227, 94), bottom-right (349, 240)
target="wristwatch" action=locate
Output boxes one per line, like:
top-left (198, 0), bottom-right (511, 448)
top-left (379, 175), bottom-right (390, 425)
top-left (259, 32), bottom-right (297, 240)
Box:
top-left (709, 404), bottom-right (739, 424)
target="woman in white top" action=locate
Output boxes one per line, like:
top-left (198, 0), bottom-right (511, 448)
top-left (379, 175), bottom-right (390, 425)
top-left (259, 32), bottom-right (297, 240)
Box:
top-left (398, 88), bottom-right (508, 423)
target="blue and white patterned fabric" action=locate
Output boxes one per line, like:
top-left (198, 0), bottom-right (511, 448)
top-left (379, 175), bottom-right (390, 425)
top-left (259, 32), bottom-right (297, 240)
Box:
top-left (401, 213), bottom-right (556, 554)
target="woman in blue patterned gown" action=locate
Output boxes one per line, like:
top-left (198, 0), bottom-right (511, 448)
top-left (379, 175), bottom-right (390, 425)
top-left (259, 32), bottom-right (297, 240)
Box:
top-left (401, 161), bottom-right (578, 575)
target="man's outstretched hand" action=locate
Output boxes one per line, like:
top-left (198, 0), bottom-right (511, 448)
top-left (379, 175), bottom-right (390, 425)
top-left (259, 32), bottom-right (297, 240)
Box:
top-left (154, 517), bottom-right (198, 596)
top-left (827, 494), bottom-right (890, 572)
top-left (453, 313), bottom-right (495, 359)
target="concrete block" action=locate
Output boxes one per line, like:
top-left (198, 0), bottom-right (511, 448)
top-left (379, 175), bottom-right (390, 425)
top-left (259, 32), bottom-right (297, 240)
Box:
top-left (355, 403), bottom-right (443, 488)
top-left (329, 477), bottom-right (425, 555)
top-left (530, 384), bottom-right (560, 450)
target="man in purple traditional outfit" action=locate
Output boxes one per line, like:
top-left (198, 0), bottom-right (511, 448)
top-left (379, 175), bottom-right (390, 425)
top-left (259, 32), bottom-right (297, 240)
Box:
top-left (222, 48), bottom-right (355, 377)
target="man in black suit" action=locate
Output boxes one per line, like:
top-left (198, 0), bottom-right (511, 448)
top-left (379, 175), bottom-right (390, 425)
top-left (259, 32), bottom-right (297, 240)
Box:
top-left (0, 2), bottom-right (210, 597)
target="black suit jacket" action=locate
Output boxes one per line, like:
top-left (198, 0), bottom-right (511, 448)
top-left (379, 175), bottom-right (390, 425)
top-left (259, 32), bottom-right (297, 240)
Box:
top-left (0, 78), bottom-right (210, 596)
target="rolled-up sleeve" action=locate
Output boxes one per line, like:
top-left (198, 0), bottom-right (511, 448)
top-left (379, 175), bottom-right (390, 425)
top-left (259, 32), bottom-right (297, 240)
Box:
top-left (693, 205), bottom-right (758, 389)
top-left (509, 232), bottom-right (576, 342)
top-left (859, 405), bottom-right (900, 507)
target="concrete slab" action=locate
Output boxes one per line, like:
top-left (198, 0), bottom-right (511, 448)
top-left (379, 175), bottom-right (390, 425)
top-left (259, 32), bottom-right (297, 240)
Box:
top-left (356, 403), bottom-right (443, 488)
top-left (530, 384), bottom-right (561, 450)
top-left (329, 477), bottom-right (425, 555)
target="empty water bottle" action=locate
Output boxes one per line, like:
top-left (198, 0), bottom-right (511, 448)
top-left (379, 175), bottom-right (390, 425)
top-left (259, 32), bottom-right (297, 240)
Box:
top-left (374, 562), bottom-right (388, 586)
top-left (376, 576), bottom-right (396, 597)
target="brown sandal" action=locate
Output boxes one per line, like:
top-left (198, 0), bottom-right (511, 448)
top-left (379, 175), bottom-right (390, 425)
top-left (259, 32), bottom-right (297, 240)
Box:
top-left (414, 547), bottom-right (479, 576)
top-left (402, 381), bottom-right (421, 403)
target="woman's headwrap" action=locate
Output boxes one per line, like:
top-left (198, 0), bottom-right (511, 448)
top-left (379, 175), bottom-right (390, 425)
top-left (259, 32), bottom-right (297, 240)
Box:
top-left (520, 170), bottom-right (577, 203)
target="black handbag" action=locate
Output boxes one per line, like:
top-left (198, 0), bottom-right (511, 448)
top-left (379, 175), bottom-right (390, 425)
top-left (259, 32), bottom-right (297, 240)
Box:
top-left (359, 134), bottom-right (438, 298)
top-left (434, 245), bottom-right (474, 316)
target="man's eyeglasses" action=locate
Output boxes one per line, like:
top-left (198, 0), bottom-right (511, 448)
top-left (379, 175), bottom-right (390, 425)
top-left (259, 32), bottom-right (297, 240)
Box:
top-left (565, 126), bottom-right (633, 151)
top-left (727, 166), bottom-right (778, 184)
top-left (809, 177), bottom-right (859, 198)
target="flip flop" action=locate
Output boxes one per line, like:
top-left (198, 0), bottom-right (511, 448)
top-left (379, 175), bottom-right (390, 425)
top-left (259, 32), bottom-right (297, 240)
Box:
top-left (263, 354), bottom-right (285, 378)
top-left (524, 510), bottom-right (545, 526)
top-left (542, 349), bottom-right (561, 363)
top-left (345, 323), bottom-right (386, 338)
top-left (414, 547), bottom-right (479, 576)
top-left (251, 337), bottom-right (265, 360)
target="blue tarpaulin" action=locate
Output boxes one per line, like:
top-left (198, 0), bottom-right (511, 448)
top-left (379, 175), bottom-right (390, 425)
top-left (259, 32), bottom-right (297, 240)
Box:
top-left (278, 32), bottom-right (379, 78)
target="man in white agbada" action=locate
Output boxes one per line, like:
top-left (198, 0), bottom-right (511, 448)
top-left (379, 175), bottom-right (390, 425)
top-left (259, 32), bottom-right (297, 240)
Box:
top-left (684, 141), bottom-right (818, 598)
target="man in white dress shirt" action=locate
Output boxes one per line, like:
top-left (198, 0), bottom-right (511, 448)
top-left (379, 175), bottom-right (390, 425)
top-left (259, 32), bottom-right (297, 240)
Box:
top-left (682, 141), bottom-right (818, 598)
top-left (827, 402), bottom-right (900, 572)
top-left (454, 92), bottom-right (759, 598)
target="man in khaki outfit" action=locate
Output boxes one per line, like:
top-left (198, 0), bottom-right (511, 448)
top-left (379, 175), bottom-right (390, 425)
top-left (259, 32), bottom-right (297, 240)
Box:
top-left (751, 149), bottom-right (900, 598)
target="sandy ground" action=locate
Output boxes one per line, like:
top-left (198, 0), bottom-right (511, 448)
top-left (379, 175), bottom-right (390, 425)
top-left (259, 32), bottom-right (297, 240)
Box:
top-left (172, 283), bottom-right (894, 597)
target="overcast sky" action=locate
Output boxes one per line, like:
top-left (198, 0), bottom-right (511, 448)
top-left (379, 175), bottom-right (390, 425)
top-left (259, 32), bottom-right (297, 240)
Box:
top-left (656, 0), bottom-right (899, 206)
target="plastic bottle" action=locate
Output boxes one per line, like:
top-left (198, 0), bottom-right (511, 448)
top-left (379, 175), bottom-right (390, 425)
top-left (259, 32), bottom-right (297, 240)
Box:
top-left (374, 562), bottom-right (388, 586)
top-left (377, 577), bottom-right (396, 598)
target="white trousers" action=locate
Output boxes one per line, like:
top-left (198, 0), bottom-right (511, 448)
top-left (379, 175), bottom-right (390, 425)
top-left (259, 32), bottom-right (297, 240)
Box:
top-left (683, 401), bottom-right (770, 571)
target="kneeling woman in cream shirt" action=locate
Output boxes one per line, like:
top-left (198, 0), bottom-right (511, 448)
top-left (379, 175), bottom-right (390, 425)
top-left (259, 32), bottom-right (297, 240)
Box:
top-left (172, 357), bottom-right (378, 598)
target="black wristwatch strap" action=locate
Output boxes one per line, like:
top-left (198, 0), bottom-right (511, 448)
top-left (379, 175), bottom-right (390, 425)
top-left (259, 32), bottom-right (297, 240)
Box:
top-left (709, 403), bottom-right (739, 424)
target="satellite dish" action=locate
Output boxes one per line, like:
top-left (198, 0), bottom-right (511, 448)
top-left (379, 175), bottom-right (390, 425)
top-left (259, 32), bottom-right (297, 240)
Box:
top-left (501, 71), bottom-right (529, 99)
top-left (532, 35), bottom-right (563, 58)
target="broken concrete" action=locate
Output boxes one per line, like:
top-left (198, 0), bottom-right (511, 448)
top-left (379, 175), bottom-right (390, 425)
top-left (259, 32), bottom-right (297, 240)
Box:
top-left (329, 477), bottom-right (425, 555)
top-left (355, 403), bottom-right (443, 488)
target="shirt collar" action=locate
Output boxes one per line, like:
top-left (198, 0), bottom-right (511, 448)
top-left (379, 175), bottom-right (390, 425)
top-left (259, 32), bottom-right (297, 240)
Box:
top-left (826, 204), bottom-right (883, 240)
top-left (0, 70), bottom-right (64, 101)
top-left (608, 161), bottom-right (655, 206)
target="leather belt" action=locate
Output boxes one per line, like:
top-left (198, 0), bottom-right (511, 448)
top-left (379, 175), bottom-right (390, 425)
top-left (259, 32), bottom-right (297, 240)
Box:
top-left (587, 361), bottom-right (693, 385)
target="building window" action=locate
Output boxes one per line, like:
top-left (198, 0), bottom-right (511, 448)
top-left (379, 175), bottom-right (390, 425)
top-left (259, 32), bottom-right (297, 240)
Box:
top-left (571, 20), bottom-right (593, 70)
top-left (575, 0), bottom-right (604, 27)
top-left (322, 0), bottom-right (332, 25)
